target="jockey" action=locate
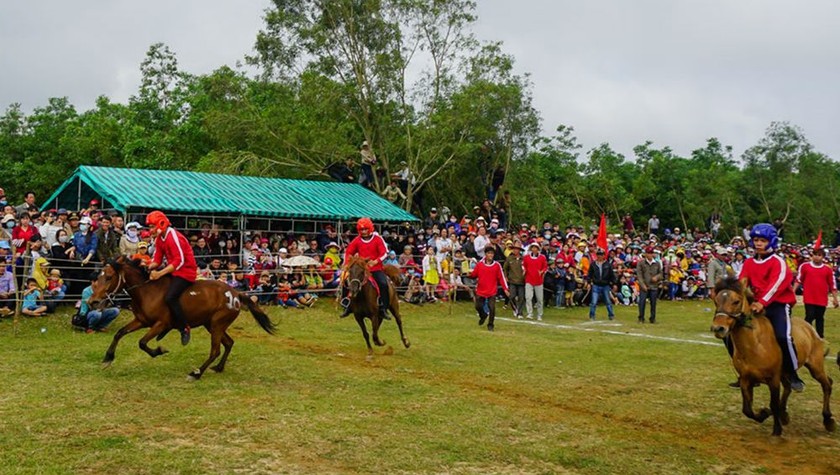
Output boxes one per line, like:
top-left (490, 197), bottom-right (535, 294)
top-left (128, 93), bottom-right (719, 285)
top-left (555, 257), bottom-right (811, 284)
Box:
top-left (739, 223), bottom-right (804, 392)
top-left (341, 217), bottom-right (391, 320)
top-left (146, 210), bottom-right (198, 346)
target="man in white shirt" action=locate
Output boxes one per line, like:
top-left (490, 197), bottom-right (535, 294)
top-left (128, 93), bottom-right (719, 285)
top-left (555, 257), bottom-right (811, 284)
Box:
top-left (473, 226), bottom-right (490, 259)
top-left (647, 214), bottom-right (660, 236)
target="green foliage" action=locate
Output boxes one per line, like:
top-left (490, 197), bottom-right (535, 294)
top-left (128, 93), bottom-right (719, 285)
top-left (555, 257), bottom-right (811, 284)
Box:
top-left (0, 11), bottom-right (837, 242)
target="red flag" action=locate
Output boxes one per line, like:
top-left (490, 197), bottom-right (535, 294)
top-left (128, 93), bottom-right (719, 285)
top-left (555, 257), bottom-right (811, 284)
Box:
top-left (814, 230), bottom-right (822, 252)
top-left (597, 214), bottom-right (608, 251)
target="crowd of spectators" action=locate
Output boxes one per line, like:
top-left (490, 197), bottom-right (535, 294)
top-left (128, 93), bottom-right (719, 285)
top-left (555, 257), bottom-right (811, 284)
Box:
top-left (2, 183), bottom-right (836, 324)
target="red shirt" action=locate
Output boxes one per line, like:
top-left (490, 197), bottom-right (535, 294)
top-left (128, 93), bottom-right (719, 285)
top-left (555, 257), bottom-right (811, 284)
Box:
top-left (797, 261), bottom-right (836, 307)
top-left (739, 254), bottom-right (795, 306)
top-left (12, 225), bottom-right (37, 252)
top-left (152, 228), bottom-right (197, 282)
top-left (523, 252), bottom-right (548, 286)
top-left (343, 233), bottom-right (389, 272)
top-left (469, 258), bottom-right (509, 298)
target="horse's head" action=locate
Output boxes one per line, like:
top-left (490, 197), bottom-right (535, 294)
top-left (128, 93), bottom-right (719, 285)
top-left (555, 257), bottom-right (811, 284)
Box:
top-left (88, 257), bottom-right (129, 309)
top-left (344, 256), bottom-right (370, 298)
top-left (711, 277), bottom-right (753, 339)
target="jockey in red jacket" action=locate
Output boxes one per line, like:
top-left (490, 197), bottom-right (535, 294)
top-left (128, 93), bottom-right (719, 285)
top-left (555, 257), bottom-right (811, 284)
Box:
top-left (341, 217), bottom-right (391, 320)
top-left (146, 210), bottom-right (197, 346)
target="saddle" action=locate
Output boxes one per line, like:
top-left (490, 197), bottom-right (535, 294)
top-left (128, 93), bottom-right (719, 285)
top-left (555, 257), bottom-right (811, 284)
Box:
top-left (368, 276), bottom-right (381, 298)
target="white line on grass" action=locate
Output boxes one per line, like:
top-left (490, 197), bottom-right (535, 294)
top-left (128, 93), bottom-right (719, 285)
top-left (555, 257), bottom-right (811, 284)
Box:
top-left (496, 317), bottom-right (720, 346)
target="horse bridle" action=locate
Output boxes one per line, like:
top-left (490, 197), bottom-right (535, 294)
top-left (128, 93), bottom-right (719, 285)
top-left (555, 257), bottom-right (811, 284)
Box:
top-left (100, 265), bottom-right (150, 307)
top-left (346, 278), bottom-right (364, 298)
top-left (713, 290), bottom-right (750, 327)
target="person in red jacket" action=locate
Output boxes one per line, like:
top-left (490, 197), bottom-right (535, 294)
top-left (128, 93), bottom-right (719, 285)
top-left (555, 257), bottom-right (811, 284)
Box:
top-left (794, 247), bottom-right (838, 339)
top-left (739, 223), bottom-right (804, 391)
top-left (523, 242), bottom-right (548, 321)
top-left (146, 210), bottom-right (197, 346)
top-left (341, 217), bottom-right (391, 320)
top-left (469, 246), bottom-right (509, 332)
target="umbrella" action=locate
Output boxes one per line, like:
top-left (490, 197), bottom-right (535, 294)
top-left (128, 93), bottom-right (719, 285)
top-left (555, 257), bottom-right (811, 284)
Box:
top-left (281, 255), bottom-right (320, 267)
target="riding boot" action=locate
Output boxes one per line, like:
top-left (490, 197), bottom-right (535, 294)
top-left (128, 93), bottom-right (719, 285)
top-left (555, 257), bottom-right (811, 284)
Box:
top-left (787, 371), bottom-right (805, 392)
top-left (340, 298), bottom-right (352, 318)
top-left (180, 326), bottom-right (191, 346)
top-left (379, 300), bottom-right (391, 320)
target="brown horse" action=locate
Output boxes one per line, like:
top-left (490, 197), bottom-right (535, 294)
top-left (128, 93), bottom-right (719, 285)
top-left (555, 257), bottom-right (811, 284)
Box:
top-left (344, 256), bottom-right (410, 358)
top-left (90, 256), bottom-right (276, 380)
top-left (711, 277), bottom-right (834, 436)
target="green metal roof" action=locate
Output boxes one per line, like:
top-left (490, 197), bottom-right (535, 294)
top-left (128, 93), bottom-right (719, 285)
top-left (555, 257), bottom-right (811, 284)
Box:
top-left (42, 166), bottom-right (418, 222)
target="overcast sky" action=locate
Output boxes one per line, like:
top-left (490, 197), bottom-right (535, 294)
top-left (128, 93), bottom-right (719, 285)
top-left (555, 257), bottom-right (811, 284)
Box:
top-left (2, 0), bottom-right (838, 160)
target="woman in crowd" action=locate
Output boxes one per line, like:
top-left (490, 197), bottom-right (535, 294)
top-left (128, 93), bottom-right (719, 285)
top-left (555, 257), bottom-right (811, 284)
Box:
top-left (119, 221), bottom-right (142, 257)
top-left (422, 246), bottom-right (442, 302)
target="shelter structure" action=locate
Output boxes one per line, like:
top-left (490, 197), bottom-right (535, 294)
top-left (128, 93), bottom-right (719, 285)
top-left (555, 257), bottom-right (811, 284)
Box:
top-left (42, 166), bottom-right (418, 239)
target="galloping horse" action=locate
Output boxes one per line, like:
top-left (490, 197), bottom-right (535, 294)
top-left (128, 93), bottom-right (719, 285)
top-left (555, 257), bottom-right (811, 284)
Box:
top-left (90, 256), bottom-right (276, 380)
top-left (711, 277), bottom-right (835, 435)
top-left (344, 256), bottom-right (410, 357)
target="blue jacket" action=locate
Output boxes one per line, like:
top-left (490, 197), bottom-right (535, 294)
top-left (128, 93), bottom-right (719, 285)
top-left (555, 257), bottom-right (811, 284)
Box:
top-left (73, 232), bottom-right (99, 260)
top-left (0, 270), bottom-right (15, 294)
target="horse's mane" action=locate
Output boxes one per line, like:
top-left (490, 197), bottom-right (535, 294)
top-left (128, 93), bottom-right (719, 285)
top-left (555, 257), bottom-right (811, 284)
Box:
top-left (110, 257), bottom-right (152, 280)
top-left (345, 255), bottom-right (369, 268)
top-left (714, 276), bottom-right (755, 317)
top-left (714, 276), bottom-right (744, 295)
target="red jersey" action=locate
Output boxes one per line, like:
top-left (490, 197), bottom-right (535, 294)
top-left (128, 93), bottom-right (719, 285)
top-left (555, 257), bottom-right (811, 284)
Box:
top-left (152, 227), bottom-right (197, 282)
top-left (343, 233), bottom-right (389, 272)
top-left (739, 254), bottom-right (795, 306)
top-left (523, 253), bottom-right (548, 286)
top-left (469, 258), bottom-right (509, 298)
top-left (797, 261), bottom-right (836, 307)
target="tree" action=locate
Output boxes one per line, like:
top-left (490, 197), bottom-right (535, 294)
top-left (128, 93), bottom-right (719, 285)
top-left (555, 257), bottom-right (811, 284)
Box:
top-left (245, 0), bottom-right (538, 212)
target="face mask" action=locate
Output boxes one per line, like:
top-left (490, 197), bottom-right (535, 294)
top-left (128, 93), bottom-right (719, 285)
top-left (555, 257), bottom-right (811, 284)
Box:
top-left (5, 222), bottom-right (14, 229)
top-left (59, 235), bottom-right (69, 244)
top-left (0, 200), bottom-right (6, 206)
top-left (127, 229), bottom-right (137, 238)
top-left (79, 224), bottom-right (89, 232)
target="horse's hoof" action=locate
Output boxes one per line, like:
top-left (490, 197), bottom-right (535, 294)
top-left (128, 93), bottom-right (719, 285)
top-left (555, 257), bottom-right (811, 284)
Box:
top-left (780, 412), bottom-right (790, 426)
top-left (365, 354), bottom-right (374, 362)
top-left (383, 346), bottom-right (394, 355)
top-left (374, 339), bottom-right (386, 347)
top-left (403, 338), bottom-right (411, 349)
top-left (210, 365), bottom-right (224, 373)
top-left (825, 418), bottom-right (836, 432)
top-left (101, 361), bottom-right (112, 370)
top-left (186, 369), bottom-right (202, 381)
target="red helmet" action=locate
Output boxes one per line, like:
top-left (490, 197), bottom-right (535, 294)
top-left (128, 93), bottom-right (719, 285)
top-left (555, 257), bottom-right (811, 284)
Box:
top-left (145, 210), bottom-right (170, 232)
top-left (356, 217), bottom-right (374, 234)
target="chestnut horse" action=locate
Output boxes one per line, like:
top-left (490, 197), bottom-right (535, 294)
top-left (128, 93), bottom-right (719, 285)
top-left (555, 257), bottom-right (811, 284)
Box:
top-left (344, 256), bottom-right (410, 357)
top-left (90, 256), bottom-right (275, 380)
top-left (711, 277), bottom-right (835, 436)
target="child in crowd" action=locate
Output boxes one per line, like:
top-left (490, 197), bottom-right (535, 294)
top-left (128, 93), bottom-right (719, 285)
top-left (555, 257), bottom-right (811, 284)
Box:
top-left (564, 264), bottom-right (577, 307)
top-left (276, 274), bottom-right (299, 308)
top-left (22, 278), bottom-right (47, 316)
top-left (132, 241), bottom-right (152, 266)
top-left (45, 269), bottom-right (65, 300)
top-left (253, 271), bottom-right (277, 305)
top-left (618, 275), bottom-right (633, 305)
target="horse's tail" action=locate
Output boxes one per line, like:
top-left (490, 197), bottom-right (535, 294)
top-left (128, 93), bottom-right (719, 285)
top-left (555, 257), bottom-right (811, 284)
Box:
top-left (383, 264), bottom-right (402, 287)
top-left (240, 293), bottom-right (276, 335)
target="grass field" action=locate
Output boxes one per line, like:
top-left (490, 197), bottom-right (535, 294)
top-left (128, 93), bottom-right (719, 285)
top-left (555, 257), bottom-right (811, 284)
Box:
top-left (1, 298), bottom-right (839, 475)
